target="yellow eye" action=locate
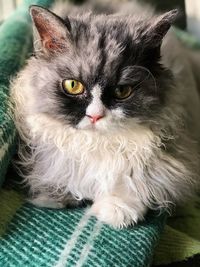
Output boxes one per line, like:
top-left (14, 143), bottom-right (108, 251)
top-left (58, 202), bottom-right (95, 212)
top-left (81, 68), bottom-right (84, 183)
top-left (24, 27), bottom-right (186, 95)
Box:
top-left (114, 86), bottom-right (133, 100)
top-left (62, 79), bottom-right (84, 95)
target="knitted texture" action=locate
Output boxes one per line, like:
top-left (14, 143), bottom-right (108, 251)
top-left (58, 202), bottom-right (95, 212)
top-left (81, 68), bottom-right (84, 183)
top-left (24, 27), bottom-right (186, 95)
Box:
top-left (0, 0), bottom-right (55, 187)
top-left (1, 185), bottom-right (200, 267)
top-left (0, 188), bottom-right (166, 267)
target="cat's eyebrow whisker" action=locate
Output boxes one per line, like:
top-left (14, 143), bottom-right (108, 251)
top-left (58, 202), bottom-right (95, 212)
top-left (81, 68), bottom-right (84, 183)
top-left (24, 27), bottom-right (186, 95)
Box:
top-left (123, 72), bottom-right (151, 90)
top-left (33, 39), bottom-right (40, 47)
top-left (122, 65), bottom-right (157, 92)
top-left (33, 39), bottom-right (43, 54)
top-left (131, 65), bottom-right (158, 93)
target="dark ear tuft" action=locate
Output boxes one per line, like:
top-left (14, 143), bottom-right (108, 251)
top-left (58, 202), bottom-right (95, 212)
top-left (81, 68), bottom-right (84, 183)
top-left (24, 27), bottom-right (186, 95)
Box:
top-left (30, 5), bottom-right (71, 54)
top-left (147, 9), bottom-right (179, 47)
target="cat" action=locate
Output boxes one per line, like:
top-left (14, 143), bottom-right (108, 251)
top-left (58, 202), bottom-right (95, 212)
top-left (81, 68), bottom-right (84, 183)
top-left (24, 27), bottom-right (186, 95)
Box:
top-left (11, 0), bottom-right (200, 228)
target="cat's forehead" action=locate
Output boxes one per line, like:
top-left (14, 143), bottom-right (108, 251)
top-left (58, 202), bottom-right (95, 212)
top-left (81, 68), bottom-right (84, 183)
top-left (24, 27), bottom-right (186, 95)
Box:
top-left (57, 15), bottom-right (138, 83)
top-left (70, 15), bottom-right (135, 54)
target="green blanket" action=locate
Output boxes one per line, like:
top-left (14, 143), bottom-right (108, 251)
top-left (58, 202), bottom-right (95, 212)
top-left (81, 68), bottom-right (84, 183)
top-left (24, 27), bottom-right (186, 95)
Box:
top-left (154, 196), bottom-right (200, 265)
top-left (0, 187), bottom-right (166, 267)
top-left (0, 1), bottom-right (200, 267)
top-left (0, 0), bottom-right (54, 187)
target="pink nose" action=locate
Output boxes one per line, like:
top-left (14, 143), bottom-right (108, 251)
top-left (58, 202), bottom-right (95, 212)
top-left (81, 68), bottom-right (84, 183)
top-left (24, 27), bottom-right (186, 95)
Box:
top-left (86, 114), bottom-right (104, 124)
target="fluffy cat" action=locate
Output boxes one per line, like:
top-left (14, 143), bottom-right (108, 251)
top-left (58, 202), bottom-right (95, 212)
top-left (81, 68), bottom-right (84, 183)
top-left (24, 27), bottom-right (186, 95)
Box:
top-left (11, 0), bottom-right (200, 228)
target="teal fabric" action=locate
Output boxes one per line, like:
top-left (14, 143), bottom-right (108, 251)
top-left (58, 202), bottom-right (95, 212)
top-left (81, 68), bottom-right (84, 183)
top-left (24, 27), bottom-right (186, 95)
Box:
top-left (0, 188), bottom-right (167, 267)
top-left (175, 28), bottom-right (200, 49)
top-left (0, 0), bottom-right (55, 186)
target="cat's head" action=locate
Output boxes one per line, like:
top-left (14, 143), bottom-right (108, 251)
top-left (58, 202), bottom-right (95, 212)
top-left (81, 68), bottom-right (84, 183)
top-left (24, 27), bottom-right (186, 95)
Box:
top-left (28, 5), bottom-right (177, 132)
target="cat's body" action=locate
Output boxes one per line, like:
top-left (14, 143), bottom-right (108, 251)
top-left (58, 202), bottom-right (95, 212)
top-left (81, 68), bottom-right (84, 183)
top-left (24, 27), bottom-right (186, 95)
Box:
top-left (11, 0), bottom-right (200, 227)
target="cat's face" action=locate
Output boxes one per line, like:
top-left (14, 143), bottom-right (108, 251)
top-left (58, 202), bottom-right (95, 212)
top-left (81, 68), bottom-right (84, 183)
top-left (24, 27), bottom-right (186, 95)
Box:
top-left (29, 6), bottom-right (177, 132)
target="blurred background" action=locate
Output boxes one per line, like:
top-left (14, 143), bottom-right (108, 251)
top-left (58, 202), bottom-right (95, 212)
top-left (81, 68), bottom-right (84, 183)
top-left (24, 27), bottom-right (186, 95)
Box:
top-left (0, 0), bottom-right (21, 21)
top-left (0, 0), bottom-right (199, 39)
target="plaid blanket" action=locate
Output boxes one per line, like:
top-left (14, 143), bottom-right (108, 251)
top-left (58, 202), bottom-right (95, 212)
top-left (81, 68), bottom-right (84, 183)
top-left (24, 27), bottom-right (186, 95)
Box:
top-left (0, 187), bottom-right (166, 267)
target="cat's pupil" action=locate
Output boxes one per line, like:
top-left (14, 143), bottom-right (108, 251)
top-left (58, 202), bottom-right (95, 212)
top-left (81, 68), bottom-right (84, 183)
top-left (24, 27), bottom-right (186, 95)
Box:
top-left (71, 81), bottom-right (75, 88)
top-left (117, 87), bottom-right (125, 95)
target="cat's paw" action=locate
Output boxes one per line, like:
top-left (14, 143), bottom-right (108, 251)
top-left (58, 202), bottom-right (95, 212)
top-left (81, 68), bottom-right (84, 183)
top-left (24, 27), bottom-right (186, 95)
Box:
top-left (29, 195), bottom-right (65, 209)
top-left (88, 196), bottom-right (146, 228)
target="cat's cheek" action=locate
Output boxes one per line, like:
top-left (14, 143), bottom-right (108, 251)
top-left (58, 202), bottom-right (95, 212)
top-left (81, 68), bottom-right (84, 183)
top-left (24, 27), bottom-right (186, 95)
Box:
top-left (110, 107), bottom-right (125, 119)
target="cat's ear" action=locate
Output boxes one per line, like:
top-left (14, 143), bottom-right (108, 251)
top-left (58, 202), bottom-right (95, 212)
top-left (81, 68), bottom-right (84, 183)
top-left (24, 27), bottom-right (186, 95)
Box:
top-left (146, 9), bottom-right (179, 47)
top-left (30, 5), bottom-right (71, 54)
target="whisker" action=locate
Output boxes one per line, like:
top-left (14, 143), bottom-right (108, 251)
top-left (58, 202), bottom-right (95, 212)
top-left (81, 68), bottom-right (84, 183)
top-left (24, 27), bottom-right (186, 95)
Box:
top-left (123, 65), bottom-right (158, 92)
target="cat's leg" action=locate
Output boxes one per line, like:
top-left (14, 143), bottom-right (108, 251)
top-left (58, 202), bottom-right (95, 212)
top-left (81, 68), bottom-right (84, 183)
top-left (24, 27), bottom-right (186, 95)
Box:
top-left (29, 192), bottom-right (80, 209)
top-left (89, 194), bottom-right (147, 228)
top-left (29, 194), bottom-right (65, 209)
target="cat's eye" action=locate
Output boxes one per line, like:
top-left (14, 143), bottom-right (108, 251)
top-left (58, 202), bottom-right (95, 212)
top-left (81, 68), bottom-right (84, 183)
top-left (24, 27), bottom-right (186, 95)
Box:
top-left (114, 86), bottom-right (133, 100)
top-left (62, 79), bottom-right (85, 95)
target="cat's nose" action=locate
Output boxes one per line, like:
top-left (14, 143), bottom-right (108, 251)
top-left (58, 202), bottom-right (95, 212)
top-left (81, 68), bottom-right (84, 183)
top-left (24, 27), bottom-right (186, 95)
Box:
top-left (86, 114), bottom-right (104, 124)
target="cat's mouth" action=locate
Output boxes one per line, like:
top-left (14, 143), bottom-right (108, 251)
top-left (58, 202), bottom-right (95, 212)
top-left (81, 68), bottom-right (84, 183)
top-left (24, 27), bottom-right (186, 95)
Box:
top-left (77, 115), bottom-right (108, 131)
top-left (76, 115), bottom-right (127, 134)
